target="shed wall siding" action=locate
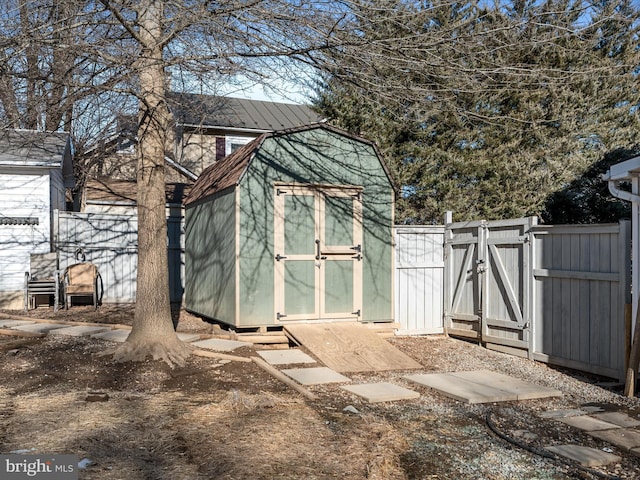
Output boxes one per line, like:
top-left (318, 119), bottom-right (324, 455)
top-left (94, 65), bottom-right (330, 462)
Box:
top-left (0, 172), bottom-right (52, 292)
top-left (185, 190), bottom-right (237, 323)
top-left (237, 128), bottom-right (394, 325)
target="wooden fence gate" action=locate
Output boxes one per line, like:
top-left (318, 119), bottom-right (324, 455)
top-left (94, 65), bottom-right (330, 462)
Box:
top-left (438, 217), bottom-right (631, 378)
top-left (444, 217), bottom-right (536, 357)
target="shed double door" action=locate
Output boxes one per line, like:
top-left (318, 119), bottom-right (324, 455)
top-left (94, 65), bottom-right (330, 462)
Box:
top-left (274, 185), bottom-right (363, 322)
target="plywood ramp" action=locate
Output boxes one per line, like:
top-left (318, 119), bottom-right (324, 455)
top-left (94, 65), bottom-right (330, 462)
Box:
top-left (283, 323), bottom-right (422, 373)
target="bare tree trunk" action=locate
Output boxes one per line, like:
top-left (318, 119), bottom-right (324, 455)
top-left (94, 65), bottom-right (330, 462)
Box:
top-left (113, 0), bottom-right (191, 367)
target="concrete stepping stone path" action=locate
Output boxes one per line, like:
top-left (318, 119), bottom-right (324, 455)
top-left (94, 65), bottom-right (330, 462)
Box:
top-left (49, 325), bottom-right (111, 337)
top-left (281, 367), bottom-right (351, 386)
top-left (405, 370), bottom-right (561, 404)
top-left (341, 382), bottom-right (420, 403)
top-left (0, 320), bottom-right (35, 328)
top-left (12, 323), bottom-right (69, 334)
top-left (257, 349), bottom-right (316, 365)
top-left (592, 412), bottom-right (640, 428)
top-left (558, 415), bottom-right (621, 432)
top-left (544, 445), bottom-right (621, 467)
top-left (589, 429), bottom-right (640, 453)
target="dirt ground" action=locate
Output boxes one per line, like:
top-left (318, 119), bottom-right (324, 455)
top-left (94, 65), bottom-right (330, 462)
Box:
top-left (1, 305), bottom-right (640, 479)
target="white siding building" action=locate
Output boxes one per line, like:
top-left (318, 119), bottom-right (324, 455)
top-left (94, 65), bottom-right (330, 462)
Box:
top-left (0, 130), bottom-right (73, 309)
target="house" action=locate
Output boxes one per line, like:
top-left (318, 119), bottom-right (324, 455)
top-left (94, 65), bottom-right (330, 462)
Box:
top-left (0, 129), bottom-right (73, 309)
top-left (80, 94), bottom-right (323, 193)
top-left (184, 123), bottom-right (395, 328)
top-left (168, 93), bottom-right (324, 176)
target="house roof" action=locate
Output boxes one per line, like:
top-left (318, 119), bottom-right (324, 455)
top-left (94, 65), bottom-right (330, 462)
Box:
top-left (0, 129), bottom-right (71, 168)
top-left (84, 178), bottom-right (192, 207)
top-left (167, 92), bottom-right (323, 132)
top-left (184, 123), bottom-right (395, 206)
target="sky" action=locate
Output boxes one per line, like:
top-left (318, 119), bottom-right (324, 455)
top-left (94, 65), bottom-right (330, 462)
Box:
top-left (216, 74), bottom-right (314, 105)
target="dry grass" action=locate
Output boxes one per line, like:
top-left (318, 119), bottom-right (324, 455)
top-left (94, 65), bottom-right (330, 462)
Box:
top-left (2, 307), bottom-right (640, 479)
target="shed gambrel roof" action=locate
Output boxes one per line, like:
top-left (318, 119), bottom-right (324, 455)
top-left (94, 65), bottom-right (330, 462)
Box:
top-left (184, 124), bottom-right (395, 206)
top-left (167, 92), bottom-right (323, 132)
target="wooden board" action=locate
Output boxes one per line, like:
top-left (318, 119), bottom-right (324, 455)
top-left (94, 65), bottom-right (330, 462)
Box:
top-left (283, 323), bottom-right (422, 373)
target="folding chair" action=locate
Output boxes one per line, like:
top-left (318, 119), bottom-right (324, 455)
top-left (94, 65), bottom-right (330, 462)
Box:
top-left (63, 262), bottom-right (99, 309)
top-left (24, 252), bottom-right (60, 311)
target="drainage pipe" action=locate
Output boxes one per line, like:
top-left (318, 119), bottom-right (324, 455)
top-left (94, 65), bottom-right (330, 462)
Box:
top-left (606, 178), bottom-right (640, 204)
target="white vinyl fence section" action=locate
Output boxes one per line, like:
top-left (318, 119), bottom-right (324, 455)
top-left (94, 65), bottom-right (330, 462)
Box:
top-left (395, 226), bottom-right (445, 335)
top-left (53, 210), bottom-right (185, 303)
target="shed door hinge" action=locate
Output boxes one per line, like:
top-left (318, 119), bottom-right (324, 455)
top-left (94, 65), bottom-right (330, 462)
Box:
top-left (277, 312), bottom-right (287, 320)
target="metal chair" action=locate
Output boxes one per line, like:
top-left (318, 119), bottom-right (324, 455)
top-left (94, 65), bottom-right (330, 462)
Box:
top-left (24, 252), bottom-right (60, 311)
top-left (63, 262), bottom-right (99, 309)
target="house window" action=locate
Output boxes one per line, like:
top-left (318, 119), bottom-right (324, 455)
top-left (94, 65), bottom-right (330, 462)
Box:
top-left (225, 136), bottom-right (252, 155)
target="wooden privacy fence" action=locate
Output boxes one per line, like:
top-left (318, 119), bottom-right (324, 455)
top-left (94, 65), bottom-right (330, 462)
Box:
top-left (395, 219), bottom-right (631, 380)
top-left (52, 210), bottom-right (185, 303)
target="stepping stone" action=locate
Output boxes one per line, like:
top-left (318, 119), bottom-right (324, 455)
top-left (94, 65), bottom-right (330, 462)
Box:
top-left (0, 320), bottom-right (35, 328)
top-left (12, 323), bottom-right (68, 333)
top-left (405, 372), bottom-right (517, 404)
top-left (591, 412), bottom-right (640, 428)
top-left (281, 367), bottom-right (351, 385)
top-left (49, 325), bottom-right (110, 337)
top-left (404, 370), bottom-right (561, 404)
top-left (559, 415), bottom-right (621, 432)
top-left (451, 370), bottom-right (562, 400)
top-left (544, 445), bottom-right (621, 467)
top-left (589, 428), bottom-right (640, 452)
top-left (176, 332), bottom-right (201, 342)
top-left (192, 338), bottom-right (251, 352)
top-left (257, 349), bottom-right (316, 365)
top-left (92, 329), bottom-right (130, 342)
top-left (539, 409), bottom-right (588, 419)
top-left (341, 382), bottom-right (420, 403)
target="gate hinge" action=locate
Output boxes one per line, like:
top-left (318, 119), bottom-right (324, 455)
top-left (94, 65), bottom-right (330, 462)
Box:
top-left (518, 235), bottom-right (530, 243)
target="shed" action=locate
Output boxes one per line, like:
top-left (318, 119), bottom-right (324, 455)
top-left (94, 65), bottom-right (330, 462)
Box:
top-left (184, 124), bottom-right (395, 328)
top-left (0, 129), bottom-right (73, 309)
